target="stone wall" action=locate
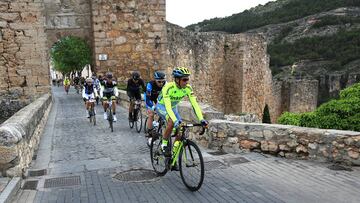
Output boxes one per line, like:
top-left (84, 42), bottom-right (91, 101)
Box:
top-left (166, 23), bottom-right (272, 120)
top-left (91, 0), bottom-right (167, 81)
top-left (271, 79), bottom-right (318, 120)
top-left (289, 80), bottom-right (318, 113)
top-left (198, 120), bottom-right (360, 166)
top-left (0, 94), bottom-right (52, 177)
top-left (44, 0), bottom-right (92, 49)
top-left (0, 0), bottom-right (50, 123)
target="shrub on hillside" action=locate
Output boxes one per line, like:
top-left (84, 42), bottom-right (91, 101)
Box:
top-left (299, 112), bottom-right (318, 127)
top-left (339, 82), bottom-right (360, 99)
top-left (278, 112), bottom-right (300, 126)
top-left (278, 82), bottom-right (360, 131)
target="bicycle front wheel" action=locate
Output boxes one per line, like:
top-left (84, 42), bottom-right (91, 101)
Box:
top-left (135, 109), bottom-right (142, 133)
top-left (179, 140), bottom-right (205, 191)
top-left (144, 117), bottom-right (148, 134)
top-left (150, 134), bottom-right (167, 176)
top-left (92, 108), bottom-right (96, 126)
top-left (108, 109), bottom-right (113, 132)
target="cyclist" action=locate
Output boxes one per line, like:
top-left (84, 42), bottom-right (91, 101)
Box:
top-left (144, 71), bottom-right (166, 144)
top-left (63, 77), bottom-right (71, 93)
top-left (156, 67), bottom-right (208, 157)
top-left (82, 78), bottom-right (98, 118)
top-left (73, 76), bottom-right (80, 93)
top-left (100, 72), bottom-right (119, 121)
top-left (126, 71), bottom-right (145, 121)
top-left (92, 75), bottom-right (101, 104)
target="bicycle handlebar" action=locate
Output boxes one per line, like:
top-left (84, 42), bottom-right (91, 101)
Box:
top-left (180, 123), bottom-right (207, 135)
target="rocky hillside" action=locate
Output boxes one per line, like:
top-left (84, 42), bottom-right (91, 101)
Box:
top-left (187, 0), bottom-right (360, 105)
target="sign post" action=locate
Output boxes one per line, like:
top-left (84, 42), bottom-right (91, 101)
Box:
top-left (98, 54), bottom-right (108, 74)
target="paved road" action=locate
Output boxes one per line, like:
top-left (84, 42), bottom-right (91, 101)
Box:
top-left (12, 86), bottom-right (360, 203)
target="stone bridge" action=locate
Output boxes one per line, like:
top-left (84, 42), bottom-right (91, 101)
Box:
top-left (2, 2), bottom-right (360, 201)
top-left (0, 87), bottom-right (359, 203)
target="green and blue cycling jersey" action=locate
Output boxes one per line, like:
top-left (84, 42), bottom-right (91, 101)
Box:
top-left (157, 82), bottom-right (204, 122)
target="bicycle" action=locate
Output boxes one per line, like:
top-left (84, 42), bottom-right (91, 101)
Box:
top-left (64, 85), bottom-right (70, 94)
top-left (88, 97), bottom-right (96, 126)
top-left (75, 84), bottom-right (80, 94)
top-left (150, 123), bottom-right (206, 191)
top-left (129, 99), bottom-right (142, 133)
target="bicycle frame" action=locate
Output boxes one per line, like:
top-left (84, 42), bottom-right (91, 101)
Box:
top-left (169, 123), bottom-right (205, 168)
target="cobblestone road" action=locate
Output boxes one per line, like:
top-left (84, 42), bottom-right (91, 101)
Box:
top-left (12, 87), bottom-right (360, 203)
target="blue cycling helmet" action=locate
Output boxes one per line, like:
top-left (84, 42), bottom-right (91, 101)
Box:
top-left (172, 67), bottom-right (191, 78)
top-left (154, 71), bottom-right (166, 80)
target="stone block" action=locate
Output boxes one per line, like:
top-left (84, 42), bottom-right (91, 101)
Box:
top-left (263, 130), bottom-right (274, 140)
top-left (0, 21), bottom-right (7, 28)
top-left (249, 131), bottom-right (263, 140)
top-left (9, 76), bottom-right (26, 87)
top-left (296, 145), bottom-right (308, 153)
top-left (279, 144), bottom-right (290, 151)
top-left (114, 36), bottom-right (127, 45)
top-left (308, 143), bottom-right (318, 150)
top-left (0, 146), bottom-right (17, 164)
top-left (260, 141), bottom-right (279, 153)
top-left (228, 137), bottom-right (238, 144)
top-left (0, 13), bottom-right (20, 21)
top-left (240, 140), bottom-right (260, 150)
top-left (347, 149), bottom-right (359, 159)
top-left (287, 140), bottom-right (298, 148)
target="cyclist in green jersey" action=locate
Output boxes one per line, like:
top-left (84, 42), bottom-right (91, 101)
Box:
top-left (156, 67), bottom-right (208, 156)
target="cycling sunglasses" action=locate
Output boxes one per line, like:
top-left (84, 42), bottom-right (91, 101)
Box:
top-left (156, 80), bottom-right (165, 84)
top-left (180, 78), bottom-right (189, 82)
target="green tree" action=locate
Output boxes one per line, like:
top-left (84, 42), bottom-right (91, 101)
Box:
top-left (50, 36), bottom-right (91, 75)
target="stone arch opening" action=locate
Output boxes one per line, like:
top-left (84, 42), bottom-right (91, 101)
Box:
top-left (49, 35), bottom-right (92, 83)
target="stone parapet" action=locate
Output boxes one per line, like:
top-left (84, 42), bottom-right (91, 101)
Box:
top-left (0, 94), bottom-right (52, 177)
top-left (197, 119), bottom-right (360, 166)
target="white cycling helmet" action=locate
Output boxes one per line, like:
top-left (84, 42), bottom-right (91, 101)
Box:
top-left (86, 77), bottom-right (93, 83)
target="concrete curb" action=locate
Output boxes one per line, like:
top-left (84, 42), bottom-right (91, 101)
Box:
top-left (0, 177), bottom-right (21, 203)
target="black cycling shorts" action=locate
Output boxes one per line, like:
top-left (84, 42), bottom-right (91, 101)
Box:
top-left (127, 91), bottom-right (141, 101)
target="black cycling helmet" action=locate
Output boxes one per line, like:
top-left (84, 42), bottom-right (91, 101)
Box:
top-left (132, 71), bottom-right (140, 80)
top-left (154, 71), bottom-right (166, 80)
top-left (105, 72), bottom-right (113, 79)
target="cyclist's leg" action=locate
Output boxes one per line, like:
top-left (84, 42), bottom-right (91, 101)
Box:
top-left (102, 96), bottom-right (108, 119)
top-left (146, 108), bottom-right (154, 131)
top-left (133, 92), bottom-right (141, 119)
top-left (111, 95), bottom-right (117, 121)
top-left (128, 92), bottom-right (135, 120)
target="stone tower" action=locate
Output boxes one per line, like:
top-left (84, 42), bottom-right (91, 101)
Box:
top-left (91, 0), bottom-right (167, 81)
top-left (0, 1), bottom-right (50, 122)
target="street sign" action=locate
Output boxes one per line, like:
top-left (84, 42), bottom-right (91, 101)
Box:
top-left (98, 54), bottom-right (108, 61)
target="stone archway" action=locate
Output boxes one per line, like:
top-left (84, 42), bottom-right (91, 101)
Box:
top-left (44, 0), bottom-right (93, 50)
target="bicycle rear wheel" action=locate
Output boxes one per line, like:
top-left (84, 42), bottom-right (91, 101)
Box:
top-left (179, 140), bottom-right (204, 191)
top-left (135, 109), bottom-right (142, 133)
top-left (150, 134), bottom-right (167, 176)
top-left (129, 111), bottom-right (134, 129)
